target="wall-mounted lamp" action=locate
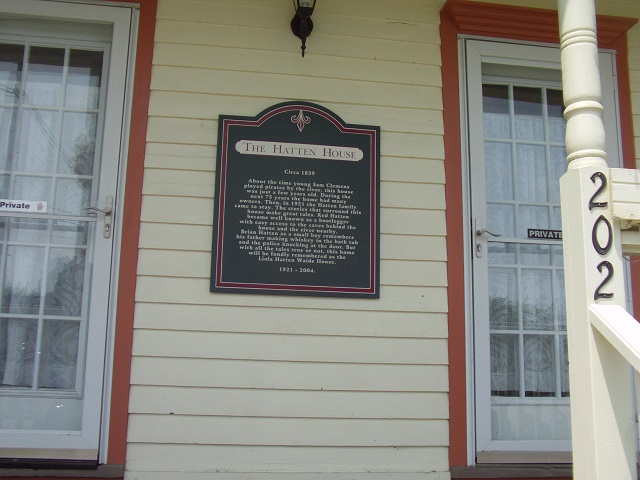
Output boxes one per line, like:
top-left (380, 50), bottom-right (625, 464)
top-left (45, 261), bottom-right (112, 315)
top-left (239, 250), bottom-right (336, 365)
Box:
top-left (291, 0), bottom-right (317, 57)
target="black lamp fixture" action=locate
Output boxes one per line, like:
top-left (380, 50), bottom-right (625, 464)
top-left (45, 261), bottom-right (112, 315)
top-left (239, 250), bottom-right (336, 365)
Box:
top-left (291, 0), bottom-right (317, 57)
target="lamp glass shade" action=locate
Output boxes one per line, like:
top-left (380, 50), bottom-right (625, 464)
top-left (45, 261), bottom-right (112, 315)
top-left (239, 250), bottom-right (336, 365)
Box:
top-left (296, 0), bottom-right (316, 14)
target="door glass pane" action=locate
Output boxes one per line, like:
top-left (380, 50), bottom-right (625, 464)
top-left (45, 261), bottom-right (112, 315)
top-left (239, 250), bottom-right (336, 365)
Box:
top-left (547, 89), bottom-right (565, 143)
top-left (45, 247), bottom-right (87, 317)
top-left (514, 87), bottom-right (544, 141)
top-left (65, 49), bottom-right (102, 109)
top-left (0, 44), bottom-right (23, 103)
top-left (38, 320), bottom-right (80, 389)
top-left (486, 204), bottom-right (515, 237)
top-left (483, 82), bottom-right (569, 442)
top-left (0, 40), bottom-right (104, 434)
top-left (522, 269), bottom-right (553, 331)
top-left (0, 107), bottom-right (18, 171)
top-left (483, 84), bottom-right (510, 138)
top-left (485, 142), bottom-right (513, 200)
top-left (524, 334), bottom-right (556, 397)
top-left (488, 264), bottom-right (518, 330)
top-left (54, 178), bottom-right (92, 216)
top-left (13, 175), bottom-right (51, 202)
top-left (24, 46), bottom-right (64, 107)
top-left (491, 333), bottom-right (520, 396)
top-left (2, 245), bottom-right (45, 315)
top-left (59, 112), bottom-right (98, 175)
top-left (516, 144), bottom-right (547, 202)
top-left (17, 109), bottom-right (58, 173)
top-left (0, 318), bottom-right (37, 387)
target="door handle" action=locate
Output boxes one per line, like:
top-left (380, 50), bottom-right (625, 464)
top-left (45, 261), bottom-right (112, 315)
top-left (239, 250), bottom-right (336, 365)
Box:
top-left (85, 195), bottom-right (113, 238)
top-left (474, 219), bottom-right (501, 257)
top-left (475, 228), bottom-right (502, 238)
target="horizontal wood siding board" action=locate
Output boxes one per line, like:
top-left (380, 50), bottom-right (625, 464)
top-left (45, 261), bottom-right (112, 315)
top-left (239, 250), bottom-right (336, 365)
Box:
top-left (148, 95), bottom-right (445, 136)
top-left (130, 357), bottom-right (449, 392)
top-left (138, 222), bottom-right (213, 250)
top-left (148, 67), bottom-right (443, 110)
top-left (156, 0), bottom-right (442, 24)
top-left (131, 330), bottom-right (447, 364)
top-left (125, 444), bottom-right (448, 473)
top-left (125, 415), bottom-right (449, 446)
top-left (133, 303), bottom-right (448, 338)
top-left (127, 386), bottom-right (448, 418)
top-left (154, 11), bottom-right (440, 44)
top-left (121, 472), bottom-right (450, 480)
top-left (152, 41), bottom-right (442, 85)
top-left (134, 278), bottom-right (449, 312)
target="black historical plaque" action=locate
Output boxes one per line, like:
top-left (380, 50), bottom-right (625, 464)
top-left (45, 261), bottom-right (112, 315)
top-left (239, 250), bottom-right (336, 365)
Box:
top-left (210, 101), bottom-right (380, 297)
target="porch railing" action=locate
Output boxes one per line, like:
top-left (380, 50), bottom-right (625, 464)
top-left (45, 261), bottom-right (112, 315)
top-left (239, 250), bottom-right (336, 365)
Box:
top-left (558, 0), bottom-right (640, 477)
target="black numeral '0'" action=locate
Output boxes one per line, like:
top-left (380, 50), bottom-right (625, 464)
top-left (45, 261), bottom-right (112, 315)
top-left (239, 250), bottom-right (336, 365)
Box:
top-left (591, 215), bottom-right (613, 255)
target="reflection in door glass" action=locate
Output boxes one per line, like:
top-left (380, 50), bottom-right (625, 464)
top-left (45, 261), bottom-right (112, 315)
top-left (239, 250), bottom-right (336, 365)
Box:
top-left (0, 41), bottom-right (103, 434)
top-left (483, 82), bottom-right (570, 441)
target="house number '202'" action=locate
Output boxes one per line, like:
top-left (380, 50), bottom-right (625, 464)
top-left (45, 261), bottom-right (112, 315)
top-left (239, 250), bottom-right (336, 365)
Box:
top-left (589, 171), bottom-right (614, 300)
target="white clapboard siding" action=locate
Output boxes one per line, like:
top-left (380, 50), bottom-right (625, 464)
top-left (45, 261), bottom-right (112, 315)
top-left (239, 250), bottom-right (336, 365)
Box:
top-left (153, 42), bottom-right (442, 86)
top-left (133, 303), bottom-right (448, 338)
top-left (132, 330), bottom-right (447, 364)
top-left (128, 386), bottom-right (448, 418)
top-left (144, 142), bottom-right (215, 171)
top-left (130, 0), bottom-right (450, 477)
top-left (125, 444), bottom-right (449, 474)
top-left (125, 473), bottom-right (450, 480)
top-left (156, 3), bottom-right (442, 43)
top-left (130, 357), bottom-right (449, 392)
top-left (150, 67), bottom-right (442, 110)
top-left (126, 415), bottom-right (448, 446)
top-left (135, 277), bottom-right (449, 312)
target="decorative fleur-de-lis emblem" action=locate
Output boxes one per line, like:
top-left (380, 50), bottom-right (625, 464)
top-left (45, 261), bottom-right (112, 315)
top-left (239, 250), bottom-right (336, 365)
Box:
top-left (291, 110), bottom-right (311, 132)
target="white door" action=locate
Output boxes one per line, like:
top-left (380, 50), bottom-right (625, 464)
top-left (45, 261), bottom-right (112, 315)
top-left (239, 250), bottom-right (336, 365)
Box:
top-left (0, 1), bottom-right (134, 461)
top-left (465, 39), bottom-right (624, 460)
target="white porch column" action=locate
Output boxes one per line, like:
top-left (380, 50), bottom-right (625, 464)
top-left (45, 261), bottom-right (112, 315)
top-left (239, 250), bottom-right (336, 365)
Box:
top-left (558, 0), bottom-right (637, 478)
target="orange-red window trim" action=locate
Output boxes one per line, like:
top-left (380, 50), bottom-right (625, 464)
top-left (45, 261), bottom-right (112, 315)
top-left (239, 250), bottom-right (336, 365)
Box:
top-left (104, 0), bottom-right (156, 466)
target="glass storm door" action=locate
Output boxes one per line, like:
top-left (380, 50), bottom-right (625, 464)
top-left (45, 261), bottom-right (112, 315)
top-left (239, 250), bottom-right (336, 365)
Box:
top-left (466, 40), bottom-right (624, 462)
top-left (0, 33), bottom-right (117, 458)
top-left (473, 79), bottom-right (571, 450)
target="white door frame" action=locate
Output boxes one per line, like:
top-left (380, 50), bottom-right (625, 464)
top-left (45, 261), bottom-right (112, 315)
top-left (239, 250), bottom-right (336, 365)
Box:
top-left (460, 37), bottom-right (626, 463)
top-left (0, 0), bottom-right (136, 461)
